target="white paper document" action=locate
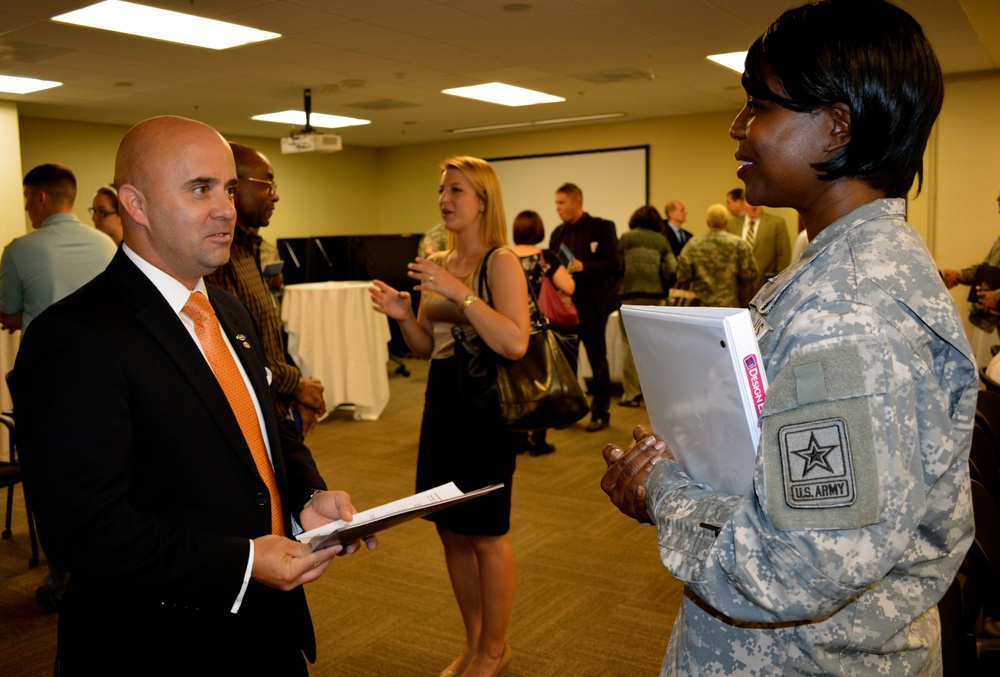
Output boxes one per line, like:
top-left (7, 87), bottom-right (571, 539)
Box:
top-left (620, 305), bottom-right (767, 496)
top-left (296, 482), bottom-right (503, 551)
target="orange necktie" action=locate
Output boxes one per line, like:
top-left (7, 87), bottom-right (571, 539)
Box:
top-left (182, 291), bottom-right (285, 536)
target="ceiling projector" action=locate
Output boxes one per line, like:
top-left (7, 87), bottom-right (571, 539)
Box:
top-left (280, 132), bottom-right (342, 154)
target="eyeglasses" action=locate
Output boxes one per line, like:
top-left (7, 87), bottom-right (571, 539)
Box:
top-left (88, 207), bottom-right (116, 218)
top-left (246, 177), bottom-right (278, 196)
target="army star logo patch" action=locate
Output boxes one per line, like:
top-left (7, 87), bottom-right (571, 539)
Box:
top-left (778, 418), bottom-right (856, 509)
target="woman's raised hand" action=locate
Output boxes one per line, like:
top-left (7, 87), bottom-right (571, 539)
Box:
top-left (409, 256), bottom-right (468, 304)
top-left (370, 279), bottom-right (413, 321)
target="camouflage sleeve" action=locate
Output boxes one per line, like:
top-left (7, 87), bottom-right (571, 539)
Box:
top-left (644, 302), bottom-right (973, 623)
top-left (959, 235), bottom-right (1000, 285)
top-left (675, 249), bottom-right (691, 288)
top-left (736, 241), bottom-right (758, 286)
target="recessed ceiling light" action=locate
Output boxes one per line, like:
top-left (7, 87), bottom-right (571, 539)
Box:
top-left (707, 52), bottom-right (747, 74)
top-left (451, 112), bottom-right (625, 134)
top-left (0, 75), bottom-right (61, 94)
top-left (442, 82), bottom-right (564, 107)
top-left (251, 110), bottom-right (370, 129)
top-left (52, 1), bottom-right (280, 50)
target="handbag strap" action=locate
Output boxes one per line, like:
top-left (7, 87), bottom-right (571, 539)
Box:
top-left (476, 247), bottom-right (546, 330)
top-left (475, 247), bottom-right (500, 304)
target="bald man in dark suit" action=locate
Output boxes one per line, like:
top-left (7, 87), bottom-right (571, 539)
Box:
top-left (15, 116), bottom-right (372, 676)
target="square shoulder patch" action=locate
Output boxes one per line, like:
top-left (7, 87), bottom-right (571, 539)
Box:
top-left (779, 418), bottom-right (855, 509)
top-left (760, 341), bottom-right (882, 531)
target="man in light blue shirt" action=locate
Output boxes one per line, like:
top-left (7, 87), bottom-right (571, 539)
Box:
top-left (0, 164), bottom-right (116, 334)
top-left (0, 163), bottom-right (115, 611)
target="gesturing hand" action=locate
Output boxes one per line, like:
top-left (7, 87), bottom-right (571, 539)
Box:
top-left (370, 280), bottom-right (413, 322)
top-left (408, 256), bottom-right (468, 303)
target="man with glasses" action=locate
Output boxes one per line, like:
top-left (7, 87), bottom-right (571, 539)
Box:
top-left (207, 144), bottom-right (326, 437)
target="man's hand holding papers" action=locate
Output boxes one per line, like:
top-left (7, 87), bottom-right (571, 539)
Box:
top-left (299, 490), bottom-right (379, 555)
top-left (601, 425), bottom-right (672, 523)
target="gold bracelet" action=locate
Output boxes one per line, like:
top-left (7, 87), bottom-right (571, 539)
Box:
top-left (460, 294), bottom-right (478, 311)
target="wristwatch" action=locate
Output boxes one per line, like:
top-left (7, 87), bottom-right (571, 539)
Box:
top-left (460, 294), bottom-right (478, 311)
top-left (297, 488), bottom-right (324, 517)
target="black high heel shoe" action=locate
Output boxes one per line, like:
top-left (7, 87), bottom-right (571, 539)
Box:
top-left (618, 395), bottom-right (643, 407)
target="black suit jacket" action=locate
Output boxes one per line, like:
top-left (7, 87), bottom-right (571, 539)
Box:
top-left (14, 249), bottom-right (327, 674)
top-left (549, 213), bottom-right (621, 317)
top-left (664, 224), bottom-right (694, 258)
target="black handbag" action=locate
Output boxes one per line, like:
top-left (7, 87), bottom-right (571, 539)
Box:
top-left (450, 249), bottom-right (589, 432)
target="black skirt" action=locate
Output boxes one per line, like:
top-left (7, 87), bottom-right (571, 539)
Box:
top-left (415, 356), bottom-right (516, 536)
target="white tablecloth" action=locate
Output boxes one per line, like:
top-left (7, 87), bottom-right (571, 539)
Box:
top-left (281, 281), bottom-right (391, 421)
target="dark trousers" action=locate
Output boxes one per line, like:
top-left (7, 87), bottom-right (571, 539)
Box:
top-left (577, 304), bottom-right (611, 419)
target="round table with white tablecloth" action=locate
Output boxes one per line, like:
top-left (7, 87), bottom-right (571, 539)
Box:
top-left (280, 281), bottom-right (391, 421)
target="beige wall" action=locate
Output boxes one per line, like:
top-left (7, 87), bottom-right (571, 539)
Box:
top-left (17, 72), bottom-right (1000, 343)
top-left (931, 75), bottom-right (1000, 338)
top-left (0, 102), bottom-right (23, 420)
top-left (17, 118), bottom-right (385, 240)
top-left (18, 111), bottom-right (801, 243)
top-left (0, 102), bottom-right (24, 246)
top-left (19, 117), bottom-right (128, 235)
top-left (375, 111), bottom-right (801, 241)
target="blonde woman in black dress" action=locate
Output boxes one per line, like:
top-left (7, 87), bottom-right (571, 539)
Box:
top-left (371, 156), bottom-right (529, 677)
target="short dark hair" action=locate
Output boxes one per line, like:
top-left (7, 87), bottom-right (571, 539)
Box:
top-left (556, 183), bottom-right (582, 201)
top-left (512, 210), bottom-right (545, 245)
top-left (743, 0), bottom-right (942, 197)
top-left (23, 163), bottom-right (77, 205)
top-left (727, 188), bottom-right (744, 202)
top-left (629, 205), bottom-right (664, 232)
top-left (95, 186), bottom-right (119, 213)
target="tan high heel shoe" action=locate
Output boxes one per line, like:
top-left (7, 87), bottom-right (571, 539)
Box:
top-left (492, 644), bottom-right (512, 677)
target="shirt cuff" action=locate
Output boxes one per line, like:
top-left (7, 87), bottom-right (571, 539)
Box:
top-left (230, 539), bottom-right (254, 614)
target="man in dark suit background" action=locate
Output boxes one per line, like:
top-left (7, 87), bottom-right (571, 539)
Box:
top-left (14, 116), bottom-right (371, 675)
top-left (549, 182), bottom-right (620, 432)
top-left (662, 200), bottom-right (694, 257)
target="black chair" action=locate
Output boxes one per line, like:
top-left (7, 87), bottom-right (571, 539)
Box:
top-left (939, 574), bottom-right (977, 676)
top-left (959, 480), bottom-right (1000, 673)
top-left (976, 390), bottom-right (1000, 452)
top-left (0, 412), bottom-right (39, 567)
top-left (970, 422), bottom-right (1000, 501)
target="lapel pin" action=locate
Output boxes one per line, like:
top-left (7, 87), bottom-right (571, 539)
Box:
top-left (236, 334), bottom-right (251, 349)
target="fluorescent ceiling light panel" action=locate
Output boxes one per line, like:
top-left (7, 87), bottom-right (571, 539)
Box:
top-left (707, 51), bottom-right (747, 73)
top-left (442, 82), bottom-right (564, 107)
top-left (0, 75), bottom-right (62, 94)
top-left (252, 110), bottom-right (371, 129)
top-left (52, 1), bottom-right (280, 50)
top-left (451, 112), bottom-right (624, 134)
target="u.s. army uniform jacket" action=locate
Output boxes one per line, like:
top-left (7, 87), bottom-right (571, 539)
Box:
top-left (645, 199), bottom-right (977, 676)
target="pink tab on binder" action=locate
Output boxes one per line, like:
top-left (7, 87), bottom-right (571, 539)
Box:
top-left (743, 355), bottom-right (766, 419)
